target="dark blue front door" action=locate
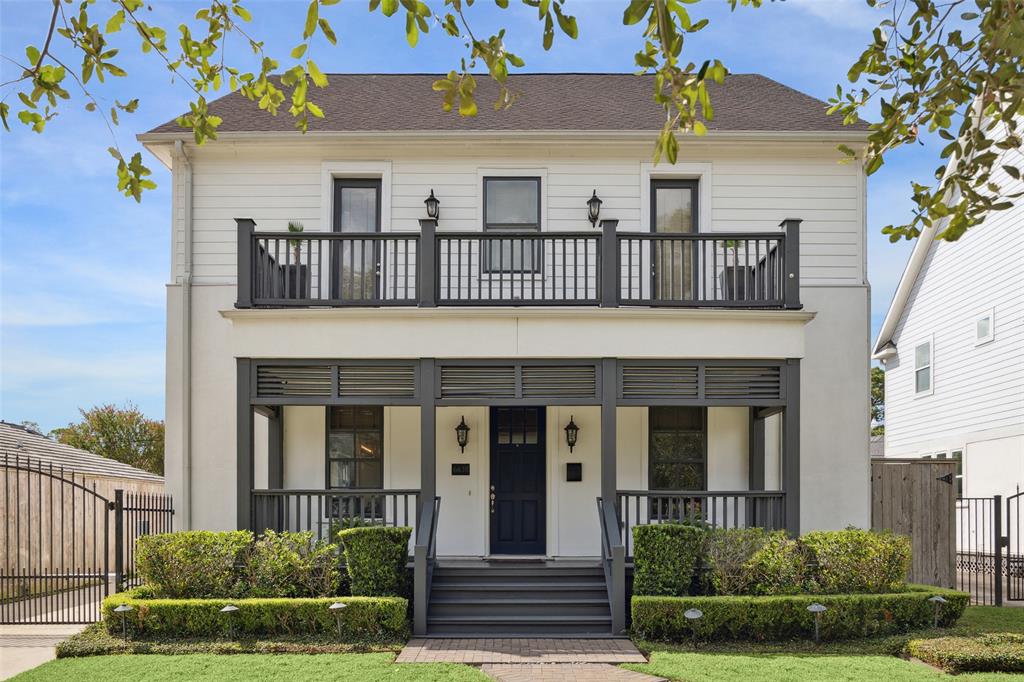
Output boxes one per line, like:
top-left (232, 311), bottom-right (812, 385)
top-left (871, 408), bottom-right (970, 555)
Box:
top-left (490, 407), bottom-right (546, 555)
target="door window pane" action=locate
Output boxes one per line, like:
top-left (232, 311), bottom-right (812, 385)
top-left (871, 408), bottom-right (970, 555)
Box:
top-left (327, 406), bottom-right (384, 489)
top-left (654, 185), bottom-right (695, 234)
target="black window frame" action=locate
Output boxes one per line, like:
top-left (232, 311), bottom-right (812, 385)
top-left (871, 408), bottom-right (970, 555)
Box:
top-left (482, 176), bottom-right (543, 274)
top-left (650, 179), bottom-right (701, 301)
top-left (331, 178), bottom-right (383, 302)
top-left (647, 406), bottom-right (708, 491)
top-left (325, 405), bottom-right (384, 491)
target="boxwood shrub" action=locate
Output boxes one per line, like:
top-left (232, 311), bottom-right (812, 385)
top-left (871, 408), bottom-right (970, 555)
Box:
top-left (744, 532), bottom-right (809, 595)
top-left (337, 526), bottom-right (412, 597)
top-left (101, 587), bottom-right (408, 641)
top-left (801, 528), bottom-right (911, 594)
top-left (908, 633), bottom-right (1024, 674)
top-left (632, 523), bottom-right (705, 597)
top-left (631, 585), bottom-right (968, 642)
top-left (136, 530), bottom-right (253, 598)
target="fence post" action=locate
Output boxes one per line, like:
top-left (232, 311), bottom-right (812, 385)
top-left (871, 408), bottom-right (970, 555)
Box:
top-left (236, 218), bottom-right (256, 308)
top-left (994, 494), bottom-right (1003, 607)
top-left (779, 218), bottom-right (801, 309)
top-left (418, 219), bottom-right (437, 307)
top-left (599, 220), bottom-right (619, 308)
top-left (114, 489), bottom-right (124, 593)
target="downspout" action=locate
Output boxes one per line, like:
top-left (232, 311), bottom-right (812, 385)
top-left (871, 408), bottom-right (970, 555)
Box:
top-left (175, 139), bottom-right (194, 529)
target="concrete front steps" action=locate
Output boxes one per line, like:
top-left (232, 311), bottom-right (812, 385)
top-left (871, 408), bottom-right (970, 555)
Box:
top-left (426, 562), bottom-right (613, 636)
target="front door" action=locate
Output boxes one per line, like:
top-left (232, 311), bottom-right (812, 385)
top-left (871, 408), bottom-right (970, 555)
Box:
top-left (331, 178), bottom-right (381, 302)
top-left (490, 407), bottom-right (546, 555)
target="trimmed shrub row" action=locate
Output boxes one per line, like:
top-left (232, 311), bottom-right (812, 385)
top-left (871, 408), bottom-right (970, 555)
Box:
top-left (135, 527), bottom-right (411, 599)
top-left (631, 585), bottom-right (969, 642)
top-left (101, 587), bottom-right (408, 641)
top-left (908, 633), bottom-right (1024, 674)
top-left (633, 526), bottom-right (912, 597)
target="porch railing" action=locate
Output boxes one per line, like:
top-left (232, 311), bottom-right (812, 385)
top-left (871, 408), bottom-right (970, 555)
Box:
top-left (596, 497), bottom-right (626, 634)
top-left (413, 495), bottom-right (441, 635)
top-left (616, 490), bottom-right (786, 558)
top-left (237, 218), bottom-right (801, 309)
top-left (250, 488), bottom-right (420, 543)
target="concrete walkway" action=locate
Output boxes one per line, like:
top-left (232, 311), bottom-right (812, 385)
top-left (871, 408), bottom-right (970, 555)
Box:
top-left (0, 624), bottom-right (86, 680)
top-left (397, 638), bottom-right (648, 664)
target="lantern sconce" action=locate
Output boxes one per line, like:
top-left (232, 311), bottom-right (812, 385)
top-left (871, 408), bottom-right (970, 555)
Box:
top-left (455, 416), bottom-right (470, 453)
top-left (424, 189), bottom-right (440, 221)
top-left (564, 415), bottom-right (579, 453)
top-left (587, 190), bottom-right (603, 227)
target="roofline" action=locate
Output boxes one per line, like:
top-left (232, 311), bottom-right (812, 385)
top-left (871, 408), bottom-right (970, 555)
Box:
top-left (138, 128), bottom-right (870, 145)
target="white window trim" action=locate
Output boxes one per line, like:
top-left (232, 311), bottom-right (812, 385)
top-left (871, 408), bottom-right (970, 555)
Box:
top-left (320, 161), bottom-right (393, 233)
top-left (974, 307), bottom-right (995, 346)
top-left (913, 334), bottom-right (934, 397)
top-left (477, 167), bottom-right (548, 232)
top-left (640, 162), bottom-right (713, 233)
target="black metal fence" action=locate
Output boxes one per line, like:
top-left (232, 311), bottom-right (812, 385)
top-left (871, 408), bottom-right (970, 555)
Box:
top-left (1, 453), bottom-right (173, 624)
top-left (956, 494), bottom-right (1023, 606)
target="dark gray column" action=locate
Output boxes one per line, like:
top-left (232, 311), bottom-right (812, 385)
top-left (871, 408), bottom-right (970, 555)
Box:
top-left (236, 218), bottom-right (255, 308)
top-left (418, 219), bottom-right (437, 307)
top-left (748, 408), bottom-right (765, 492)
top-left (600, 357), bottom-right (617, 503)
top-left (780, 218), bottom-right (802, 310)
top-left (267, 407), bottom-right (283, 489)
top-left (237, 359), bottom-right (254, 530)
top-left (419, 358), bottom-right (437, 503)
top-left (599, 220), bottom-right (619, 308)
top-left (782, 359), bottom-right (801, 535)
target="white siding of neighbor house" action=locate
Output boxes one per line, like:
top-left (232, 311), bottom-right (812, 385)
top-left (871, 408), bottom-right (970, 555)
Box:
top-left (159, 135), bottom-right (871, 535)
top-left (170, 140), bottom-right (865, 288)
top-left (884, 160), bottom-right (1024, 462)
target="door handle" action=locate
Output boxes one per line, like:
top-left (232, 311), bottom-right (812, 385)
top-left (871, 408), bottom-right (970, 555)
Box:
top-left (490, 486), bottom-right (496, 514)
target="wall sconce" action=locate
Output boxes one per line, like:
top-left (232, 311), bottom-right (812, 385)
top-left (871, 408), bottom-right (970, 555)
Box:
top-left (587, 190), bottom-right (602, 227)
top-left (424, 189), bottom-right (440, 221)
top-left (455, 416), bottom-right (470, 453)
top-left (564, 415), bottom-right (579, 452)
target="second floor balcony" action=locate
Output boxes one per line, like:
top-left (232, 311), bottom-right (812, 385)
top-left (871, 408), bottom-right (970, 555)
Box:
top-left (235, 218), bottom-right (801, 310)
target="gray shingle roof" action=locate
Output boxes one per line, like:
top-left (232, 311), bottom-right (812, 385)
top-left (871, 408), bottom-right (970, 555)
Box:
top-left (147, 73), bottom-right (866, 135)
top-left (0, 422), bottom-right (164, 482)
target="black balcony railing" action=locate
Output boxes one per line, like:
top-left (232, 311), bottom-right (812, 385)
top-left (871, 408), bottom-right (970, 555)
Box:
top-left (251, 488), bottom-right (419, 543)
top-left (237, 218), bottom-right (801, 309)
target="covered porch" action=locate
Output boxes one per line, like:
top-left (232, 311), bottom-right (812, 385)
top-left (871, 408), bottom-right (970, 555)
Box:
top-left (236, 358), bottom-right (800, 635)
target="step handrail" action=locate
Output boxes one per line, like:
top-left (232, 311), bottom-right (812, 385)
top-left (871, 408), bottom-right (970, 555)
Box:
top-left (413, 496), bottom-right (441, 635)
top-left (596, 496), bottom-right (626, 634)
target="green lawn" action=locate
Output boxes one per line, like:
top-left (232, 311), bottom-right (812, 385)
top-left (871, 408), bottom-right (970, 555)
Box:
top-left (623, 652), bottom-right (1021, 682)
top-left (12, 653), bottom-right (488, 682)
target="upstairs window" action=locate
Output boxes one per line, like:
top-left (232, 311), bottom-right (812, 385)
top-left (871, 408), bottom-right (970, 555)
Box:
top-left (914, 338), bottom-right (933, 396)
top-left (483, 177), bottom-right (541, 273)
top-left (975, 309), bottom-right (994, 346)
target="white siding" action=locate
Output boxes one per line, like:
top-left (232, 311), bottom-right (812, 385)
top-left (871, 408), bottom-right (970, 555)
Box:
top-left (885, 161), bottom-right (1024, 455)
top-left (170, 140), bottom-right (865, 287)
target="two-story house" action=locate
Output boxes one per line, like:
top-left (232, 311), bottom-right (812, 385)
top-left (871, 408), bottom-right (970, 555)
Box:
top-left (141, 73), bottom-right (871, 637)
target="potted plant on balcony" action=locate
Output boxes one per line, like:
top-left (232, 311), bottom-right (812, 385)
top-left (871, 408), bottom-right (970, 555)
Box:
top-left (284, 221), bottom-right (308, 298)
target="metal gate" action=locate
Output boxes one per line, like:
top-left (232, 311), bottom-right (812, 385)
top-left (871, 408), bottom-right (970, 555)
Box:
top-left (1, 454), bottom-right (173, 624)
top-left (1008, 492), bottom-right (1024, 602)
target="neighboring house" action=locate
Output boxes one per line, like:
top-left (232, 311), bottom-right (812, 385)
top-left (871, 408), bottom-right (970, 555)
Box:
top-left (872, 138), bottom-right (1024, 504)
top-left (870, 433), bottom-right (885, 459)
top-left (140, 73), bottom-right (872, 635)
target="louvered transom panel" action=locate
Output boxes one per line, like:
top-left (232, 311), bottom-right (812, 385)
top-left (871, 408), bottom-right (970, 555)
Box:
top-left (521, 365), bottom-right (598, 399)
top-left (704, 365), bottom-right (782, 400)
top-left (621, 365), bottom-right (699, 399)
top-left (338, 364), bottom-right (416, 398)
top-left (256, 365), bottom-right (332, 397)
top-left (440, 366), bottom-right (516, 399)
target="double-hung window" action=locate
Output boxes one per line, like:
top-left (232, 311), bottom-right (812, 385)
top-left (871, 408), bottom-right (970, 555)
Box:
top-left (975, 309), bottom-right (995, 345)
top-left (327, 406), bottom-right (383, 489)
top-left (914, 338), bottom-right (933, 395)
top-left (483, 177), bottom-right (541, 273)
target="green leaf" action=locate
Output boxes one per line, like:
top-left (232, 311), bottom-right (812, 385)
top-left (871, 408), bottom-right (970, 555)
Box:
top-left (0, 102), bottom-right (9, 131)
top-left (319, 18), bottom-right (337, 44)
top-left (458, 94), bottom-right (477, 117)
top-left (623, 0), bottom-right (651, 25)
top-left (303, 0), bottom-right (319, 38)
top-left (405, 12), bottom-right (418, 47)
top-left (307, 59), bottom-right (328, 88)
top-left (105, 10), bottom-right (125, 34)
top-left (693, 120), bottom-right (707, 136)
top-left (291, 44), bottom-right (308, 59)
top-left (25, 46), bottom-right (40, 66)
top-left (307, 102), bottom-right (324, 118)
top-left (233, 5), bottom-right (253, 21)
top-left (554, 6), bottom-right (578, 39)
top-left (381, 0), bottom-right (399, 16)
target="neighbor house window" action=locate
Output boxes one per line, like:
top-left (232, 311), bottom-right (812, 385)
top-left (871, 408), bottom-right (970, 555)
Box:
top-left (914, 338), bottom-right (933, 395)
top-left (648, 407), bottom-right (706, 490)
top-left (975, 309), bottom-right (994, 346)
top-left (327, 406), bottom-right (383, 489)
top-left (483, 177), bottom-right (541, 273)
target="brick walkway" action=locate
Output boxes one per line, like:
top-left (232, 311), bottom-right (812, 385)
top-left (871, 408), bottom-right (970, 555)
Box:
top-left (396, 638), bottom-right (648, 664)
top-left (481, 663), bottom-right (664, 681)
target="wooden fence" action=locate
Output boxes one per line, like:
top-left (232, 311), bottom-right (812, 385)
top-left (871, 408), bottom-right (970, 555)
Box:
top-left (870, 457), bottom-right (957, 588)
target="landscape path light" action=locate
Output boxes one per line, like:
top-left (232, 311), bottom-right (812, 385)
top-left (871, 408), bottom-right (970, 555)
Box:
top-left (113, 603), bottom-right (133, 644)
top-left (684, 608), bottom-right (703, 646)
top-left (928, 595), bottom-right (947, 628)
top-left (807, 603), bottom-right (827, 643)
top-left (220, 604), bottom-right (240, 640)
top-left (329, 601), bottom-right (348, 638)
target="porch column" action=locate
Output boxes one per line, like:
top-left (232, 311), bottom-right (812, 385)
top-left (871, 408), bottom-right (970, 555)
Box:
top-left (600, 357), bottom-right (617, 503)
top-left (266, 407), bottom-right (284, 489)
top-left (782, 359), bottom-right (801, 535)
top-left (748, 408), bottom-right (765, 492)
top-left (414, 358), bottom-right (436, 636)
top-left (236, 359), bottom-right (254, 530)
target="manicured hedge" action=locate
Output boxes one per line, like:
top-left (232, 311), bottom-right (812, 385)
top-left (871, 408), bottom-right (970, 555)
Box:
top-left (631, 585), bottom-right (968, 642)
top-left (337, 526), bottom-right (411, 597)
top-left (908, 633), bottom-right (1024, 674)
top-left (101, 588), bottom-right (408, 641)
top-left (801, 528), bottom-right (911, 594)
top-left (632, 524), bottom-right (705, 597)
top-left (136, 530), bottom-right (252, 598)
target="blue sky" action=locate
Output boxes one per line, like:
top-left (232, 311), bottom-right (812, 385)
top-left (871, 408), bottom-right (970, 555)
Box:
top-left (1, 0), bottom-right (932, 433)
